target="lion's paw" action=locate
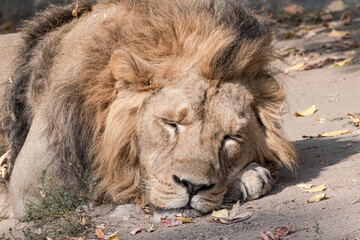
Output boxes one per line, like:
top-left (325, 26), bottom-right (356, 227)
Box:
top-left (224, 162), bottom-right (274, 203)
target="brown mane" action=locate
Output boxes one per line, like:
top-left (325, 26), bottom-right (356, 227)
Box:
top-left (4, 0), bottom-right (296, 204)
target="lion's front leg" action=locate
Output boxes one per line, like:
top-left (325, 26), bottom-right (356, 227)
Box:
top-left (224, 162), bottom-right (276, 203)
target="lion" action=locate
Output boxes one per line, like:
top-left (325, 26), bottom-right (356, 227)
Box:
top-left (0, 0), bottom-right (297, 219)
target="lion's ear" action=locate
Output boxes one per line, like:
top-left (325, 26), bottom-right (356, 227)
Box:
top-left (110, 49), bottom-right (155, 90)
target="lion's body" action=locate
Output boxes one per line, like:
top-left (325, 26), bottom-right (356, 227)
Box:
top-left (0, 0), bottom-right (296, 218)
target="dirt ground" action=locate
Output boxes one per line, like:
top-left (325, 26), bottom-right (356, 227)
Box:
top-left (1, 9), bottom-right (360, 240)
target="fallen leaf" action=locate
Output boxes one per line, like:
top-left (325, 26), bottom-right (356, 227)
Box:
top-left (211, 209), bottom-right (229, 219)
top-left (341, 10), bottom-right (351, 24)
top-left (303, 30), bottom-right (316, 39)
top-left (327, 0), bottom-right (347, 12)
top-left (307, 193), bottom-right (326, 203)
top-left (79, 215), bottom-right (86, 226)
top-left (108, 235), bottom-right (119, 240)
top-left (353, 199), bottom-right (360, 204)
top-left (161, 219), bottom-right (182, 227)
top-left (284, 4), bottom-right (304, 15)
top-left (347, 113), bottom-right (360, 126)
top-left (72, 3), bottom-right (79, 17)
top-left (327, 57), bottom-right (353, 68)
top-left (229, 201), bottom-right (241, 218)
top-left (294, 105), bottom-right (317, 117)
top-left (284, 62), bottom-right (306, 73)
top-left (283, 32), bottom-right (294, 39)
top-left (332, 38), bottom-right (358, 50)
top-left (130, 226), bottom-right (143, 235)
top-left (315, 118), bottom-right (326, 122)
top-left (320, 129), bottom-right (350, 137)
top-left (174, 216), bottom-right (195, 223)
top-left (273, 226), bottom-right (292, 238)
top-left (343, 143), bottom-right (352, 148)
top-left (296, 183), bottom-right (315, 189)
top-left (95, 228), bottom-right (105, 239)
top-left (207, 218), bottom-right (229, 224)
top-left (322, 13), bottom-right (333, 22)
top-left (304, 184), bottom-right (325, 193)
top-left (260, 230), bottom-right (276, 240)
top-left (229, 211), bottom-right (253, 222)
top-left (228, 201), bottom-right (253, 222)
top-left (0, 150), bottom-right (10, 166)
top-left (279, 47), bottom-right (299, 57)
top-left (146, 222), bottom-right (156, 232)
top-left (141, 206), bottom-right (152, 214)
top-left (329, 29), bottom-right (350, 38)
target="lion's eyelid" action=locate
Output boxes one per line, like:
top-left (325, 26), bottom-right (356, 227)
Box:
top-left (161, 118), bottom-right (179, 133)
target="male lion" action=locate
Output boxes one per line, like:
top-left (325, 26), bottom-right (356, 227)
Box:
top-left (0, 0), bottom-right (296, 219)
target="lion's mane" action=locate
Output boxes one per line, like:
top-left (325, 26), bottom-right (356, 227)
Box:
top-left (4, 0), bottom-right (296, 204)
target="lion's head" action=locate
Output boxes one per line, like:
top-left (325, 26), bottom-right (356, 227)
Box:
top-left (83, 1), bottom-right (296, 213)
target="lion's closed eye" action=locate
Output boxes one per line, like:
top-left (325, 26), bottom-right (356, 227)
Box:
top-left (161, 118), bottom-right (179, 134)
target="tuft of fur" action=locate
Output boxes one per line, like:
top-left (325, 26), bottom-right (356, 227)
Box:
top-left (3, 0), bottom-right (297, 207)
top-left (3, 0), bottom-right (96, 181)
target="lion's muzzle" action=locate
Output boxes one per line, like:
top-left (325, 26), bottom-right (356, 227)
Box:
top-left (173, 175), bottom-right (215, 204)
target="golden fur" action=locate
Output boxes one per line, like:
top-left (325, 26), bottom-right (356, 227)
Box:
top-left (1, 0), bottom-right (296, 217)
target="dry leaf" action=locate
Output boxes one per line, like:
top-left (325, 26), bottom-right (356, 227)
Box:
top-left (229, 211), bottom-right (253, 222)
top-left (108, 235), bottom-right (119, 240)
top-left (0, 150), bottom-right (10, 166)
top-left (72, 3), bottom-right (79, 17)
top-left (161, 219), bottom-right (182, 227)
top-left (229, 201), bottom-right (241, 218)
top-left (228, 201), bottom-right (252, 222)
top-left (296, 183), bottom-right (315, 189)
top-left (341, 10), bottom-right (351, 24)
top-left (347, 113), bottom-right (360, 126)
top-left (327, 57), bottom-right (353, 68)
top-left (211, 209), bottom-right (229, 219)
top-left (284, 4), bottom-right (304, 15)
top-left (260, 230), bottom-right (276, 240)
top-left (273, 226), bottom-right (292, 238)
top-left (130, 226), bottom-right (143, 235)
top-left (285, 63), bottom-right (306, 73)
top-left (174, 216), bottom-right (195, 223)
top-left (315, 118), bottom-right (326, 122)
top-left (146, 222), bottom-right (156, 232)
top-left (333, 39), bottom-right (358, 50)
top-left (79, 215), bottom-right (86, 226)
top-left (279, 47), bottom-right (298, 57)
top-left (303, 30), bottom-right (316, 40)
top-left (207, 218), bottom-right (229, 224)
top-left (304, 184), bottom-right (325, 193)
top-left (307, 193), bottom-right (326, 203)
top-left (283, 32), bottom-right (294, 39)
top-left (327, 0), bottom-right (347, 12)
top-left (329, 29), bottom-right (350, 38)
top-left (294, 105), bottom-right (317, 117)
top-left (1, 164), bottom-right (7, 179)
top-left (95, 228), bottom-right (105, 239)
top-left (320, 129), bottom-right (350, 137)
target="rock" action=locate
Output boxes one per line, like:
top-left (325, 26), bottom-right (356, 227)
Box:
top-left (108, 204), bottom-right (142, 222)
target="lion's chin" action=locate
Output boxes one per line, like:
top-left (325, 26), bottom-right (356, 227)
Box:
top-left (153, 206), bottom-right (204, 219)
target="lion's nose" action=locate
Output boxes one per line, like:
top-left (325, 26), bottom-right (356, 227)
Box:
top-left (173, 175), bottom-right (214, 198)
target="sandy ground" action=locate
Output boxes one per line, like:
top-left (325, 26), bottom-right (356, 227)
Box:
top-left (0, 15), bottom-right (360, 240)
